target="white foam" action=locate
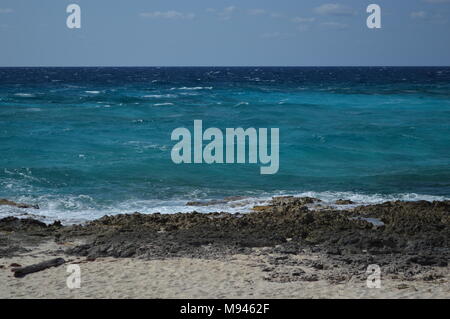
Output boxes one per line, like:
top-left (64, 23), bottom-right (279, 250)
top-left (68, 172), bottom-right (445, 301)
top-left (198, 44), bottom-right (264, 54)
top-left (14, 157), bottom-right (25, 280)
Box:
top-left (26, 108), bottom-right (42, 112)
top-left (300, 191), bottom-right (448, 204)
top-left (14, 93), bottom-right (34, 97)
top-left (144, 94), bottom-right (177, 98)
top-left (171, 87), bottom-right (213, 91)
top-left (154, 103), bottom-right (174, 106)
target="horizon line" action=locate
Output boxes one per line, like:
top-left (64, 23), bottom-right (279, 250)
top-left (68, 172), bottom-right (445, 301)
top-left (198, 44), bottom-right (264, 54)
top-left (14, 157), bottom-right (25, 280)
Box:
top-left (0, 65), bottom-right (449, 68)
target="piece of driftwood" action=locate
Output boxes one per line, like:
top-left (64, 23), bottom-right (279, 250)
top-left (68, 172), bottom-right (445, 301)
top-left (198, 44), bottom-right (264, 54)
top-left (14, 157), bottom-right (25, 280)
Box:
top-left (13, 258), bottom-right (65, 278)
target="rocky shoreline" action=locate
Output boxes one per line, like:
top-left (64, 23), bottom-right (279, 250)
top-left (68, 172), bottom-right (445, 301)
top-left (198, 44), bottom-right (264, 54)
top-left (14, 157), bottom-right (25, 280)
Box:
top-left (1, 197), bottom-right (449, 285)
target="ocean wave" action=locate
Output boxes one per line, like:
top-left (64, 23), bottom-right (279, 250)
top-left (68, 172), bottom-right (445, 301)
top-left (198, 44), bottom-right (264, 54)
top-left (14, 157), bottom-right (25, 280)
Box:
top-left (143, 94), bottom-right (177, 98)
top-left (25, 108), bottom-right (42, 112)
top-left (14, 93), bottom-right (35, 97)
top-left (154, 103), bottom-right (174, 106)
top-left (179, 92), bottom-right (200, 96)
top-left (171, 86), bottom-right (213, 91)
top-left (3, 168), bottom-right (42, 183)
top-left (123, 140), bottom-right (168, 152)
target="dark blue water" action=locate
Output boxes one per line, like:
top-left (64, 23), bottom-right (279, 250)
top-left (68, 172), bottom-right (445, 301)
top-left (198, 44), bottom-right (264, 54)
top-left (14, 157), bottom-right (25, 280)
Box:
top-left (0, 67), bottom-right (449, 222)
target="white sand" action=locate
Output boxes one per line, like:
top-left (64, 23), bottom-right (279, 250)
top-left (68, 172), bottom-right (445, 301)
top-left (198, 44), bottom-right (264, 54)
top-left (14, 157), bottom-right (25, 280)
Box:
top-left (1, 241), bottom-right (449, 299)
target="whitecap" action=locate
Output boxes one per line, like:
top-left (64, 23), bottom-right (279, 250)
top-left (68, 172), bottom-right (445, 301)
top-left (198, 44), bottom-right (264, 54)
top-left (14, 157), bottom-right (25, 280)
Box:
top-left (154, 103), bottom-right (174, 106)
top-left (14, 93), bottom-right (34, 97)
top-left (144, 94), bottom-right (177, 98)
top-left (171, 87), bottom-right (213, 91)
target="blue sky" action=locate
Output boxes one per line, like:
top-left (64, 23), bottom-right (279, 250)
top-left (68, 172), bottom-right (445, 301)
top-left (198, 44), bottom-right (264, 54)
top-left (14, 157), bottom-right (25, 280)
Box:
top-left (0, 0), bottom-right (449, 66)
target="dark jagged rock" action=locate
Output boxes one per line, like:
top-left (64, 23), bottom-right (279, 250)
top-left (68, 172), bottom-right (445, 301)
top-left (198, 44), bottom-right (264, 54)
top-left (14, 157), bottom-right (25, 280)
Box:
top-left (0, 217), bottom-right (47, 232)
top-left (0, 217), bottom-right (63, 258)
top-left (335, 199), bottom-right (355, 205)
top-left (0, 217), bottom-right (62, 232)
top-left (0, 244), bottom-right (29, 258)
top-left (270, 196), bottom-right (321, 206)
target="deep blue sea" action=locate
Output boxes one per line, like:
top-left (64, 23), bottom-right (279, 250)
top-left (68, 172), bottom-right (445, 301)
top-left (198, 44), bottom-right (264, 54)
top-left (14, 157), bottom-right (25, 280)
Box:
top-left (0, 67), bottom-right (449, 223)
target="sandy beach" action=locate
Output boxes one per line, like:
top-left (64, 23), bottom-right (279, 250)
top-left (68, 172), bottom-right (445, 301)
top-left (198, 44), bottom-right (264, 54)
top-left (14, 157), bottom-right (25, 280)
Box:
top-left (1, 240), bottom-right (448, 299)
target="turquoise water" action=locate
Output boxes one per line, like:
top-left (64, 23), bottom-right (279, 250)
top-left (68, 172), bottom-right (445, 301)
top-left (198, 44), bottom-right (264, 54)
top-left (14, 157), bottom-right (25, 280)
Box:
top-left (0, 67), bottom-right (449, 222)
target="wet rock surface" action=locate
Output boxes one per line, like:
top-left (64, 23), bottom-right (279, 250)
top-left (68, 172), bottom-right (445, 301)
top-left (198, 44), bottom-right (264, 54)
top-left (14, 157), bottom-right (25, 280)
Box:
top-left (186, 196), bottom-right (247, 207)
top-left (0, 199), bottom-right (39, 210)
top-left (335, 199), bottom-right (355, 205)
top-left (0, 217), bottom-right (62, 257)
top-left (1, 197), bottom-right (449, 281)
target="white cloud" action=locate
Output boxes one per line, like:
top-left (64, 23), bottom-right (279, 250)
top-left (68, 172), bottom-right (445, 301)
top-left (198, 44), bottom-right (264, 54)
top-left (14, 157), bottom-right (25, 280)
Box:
top-left (248, 9), bottom-right (266, 16)
top-left (207, 6), bottom-right (237, 20)
top-left (260, 32), bottom-right (294, 39)
top-left (423, 0), bottom-right (450, 3)
top-left (292, 17), bottom-right (316, 23)
top-left (140, 11), bottom-right (195, 20)
top-left (297, 25), bottom-right (311, 32)
top-left (314, 4), bottom-right (356, 16)
top-left (270, 13), bottom-right (284, 19)
top-left (410, 11), bottom-right (448, 23)
top-left (224, 6), bottom-right (236, 13)
top-left (0, 8), bottom-right (13, 14)
top-left (208, 7), bottom-right (284, 21)
top-left (220, 6), bottom-right (237, 20)
top-left (411, 11), bottom-right (428, 19)
top-left (321, 21), bottom-right (348, 30)
top-left (292, 17), bottom-right (316, 31)
top-left (247, 9), bottom-right (286, 19)
top-left (260, 32), bottom-right (281, 39)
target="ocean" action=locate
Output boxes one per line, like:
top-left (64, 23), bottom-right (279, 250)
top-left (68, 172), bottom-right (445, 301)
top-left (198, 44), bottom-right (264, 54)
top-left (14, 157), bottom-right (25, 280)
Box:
top-left (0, 67), bottom-right (449, 223)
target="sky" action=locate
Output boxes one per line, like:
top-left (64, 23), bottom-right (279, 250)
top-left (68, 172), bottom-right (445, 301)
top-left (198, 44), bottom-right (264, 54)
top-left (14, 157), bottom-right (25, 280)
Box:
top-left (0, 0), bottom-right (449, 66)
